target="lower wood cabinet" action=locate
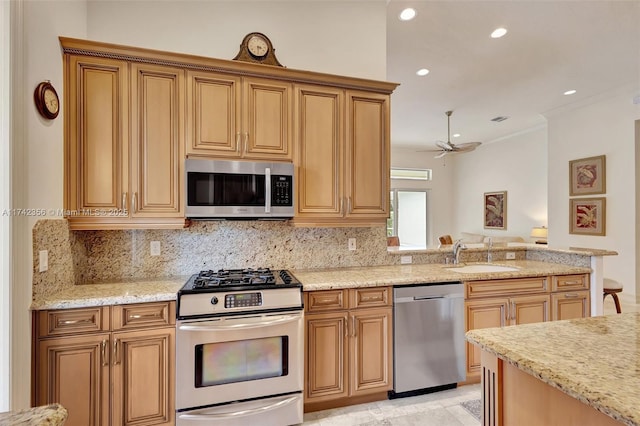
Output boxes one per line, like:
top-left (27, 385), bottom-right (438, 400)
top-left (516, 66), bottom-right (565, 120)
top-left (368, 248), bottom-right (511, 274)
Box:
top-left (33, 302), bottom-right (175, 426)
top-left (304, 287), bottom-right (392, 411)
top-left (465, 274), bottom-right (588, 382)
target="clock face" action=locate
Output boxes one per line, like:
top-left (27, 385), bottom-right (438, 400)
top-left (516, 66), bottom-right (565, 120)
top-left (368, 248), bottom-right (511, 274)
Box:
top-left (44, 88), bottom-right (59, 114)
top-left (247, 35), bottom-right (269, 58)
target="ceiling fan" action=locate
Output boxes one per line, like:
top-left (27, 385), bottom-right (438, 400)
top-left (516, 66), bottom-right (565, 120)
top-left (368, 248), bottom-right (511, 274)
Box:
top-left (420, 111), bottom-right (482, 158)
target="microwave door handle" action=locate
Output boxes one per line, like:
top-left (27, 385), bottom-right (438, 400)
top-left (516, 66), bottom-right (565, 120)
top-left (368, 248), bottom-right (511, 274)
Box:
top-left (178, 314), bottom-right (300, 332)
top-left (265, 167), bottom-right (271, 214)
top-left (177, 395), bottom-right (299, 421)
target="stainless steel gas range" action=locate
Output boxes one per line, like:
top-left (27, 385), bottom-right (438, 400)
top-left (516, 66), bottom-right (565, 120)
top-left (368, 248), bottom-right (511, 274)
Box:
top-left (175, 268), bottom-right (304, 426)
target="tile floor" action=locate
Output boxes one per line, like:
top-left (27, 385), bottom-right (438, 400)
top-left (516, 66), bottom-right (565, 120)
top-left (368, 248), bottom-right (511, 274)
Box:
top-left (302, 384), bottom-right (481, 426)
top-left (304, 296), bottom-right (640, 426)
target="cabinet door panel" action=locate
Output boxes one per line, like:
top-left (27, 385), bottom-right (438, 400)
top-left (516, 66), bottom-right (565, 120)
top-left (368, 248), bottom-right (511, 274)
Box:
top-left (295, 86), bottom-right (343, 216)
top-left (465, 299), bottom-right (508, 377)
top-left (37, 334), bottom-right (110, 426)
top-left (130, 64), bottom-right (184, 216)
top-left (186, 71), bottom-right (241, 156)
top-left (345, 91), bottom-right (389, 218)
top-left (351, 308), bottom-right (392, 395)
top-left (67, 56), bottom-right (128, 212)
top-left (511, 294), bottom-right (550, 325)
top-left (552, 291), bottom-right (590, 320)
top-left (244, 78), bottom-right (292, 159)
top-left (111, 328), bottom-right (175, 426)
top-left (305, 313), bottom-right (349, 401)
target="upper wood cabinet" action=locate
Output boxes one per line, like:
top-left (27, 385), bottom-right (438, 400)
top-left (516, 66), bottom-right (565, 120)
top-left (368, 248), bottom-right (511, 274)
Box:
top-left (61, 37), bottom-right (397, 230)
top-left (64, 55), bottom-right (186, 230)
top-left (186, 71), bottom-right (292, 160)
top-left (293, 87), bottom-right (390, 227)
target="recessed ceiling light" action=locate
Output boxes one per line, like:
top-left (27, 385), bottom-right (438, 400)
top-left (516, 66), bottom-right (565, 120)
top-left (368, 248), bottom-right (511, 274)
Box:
top-left (399, 8), bottom-right (417, 21)
top-left (564, 89), bottom-right (577, 95)
top-left (453, 133), bottom-right (461, 138)
top-left (416, 68), bottom-right (429, 76)
top-left (491, 28), bottom-right (508, 38)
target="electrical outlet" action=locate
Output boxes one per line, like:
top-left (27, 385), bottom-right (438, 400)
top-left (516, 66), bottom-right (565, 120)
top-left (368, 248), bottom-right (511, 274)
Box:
top-left (39, 250), bottom-right (48, 272)
top-left (505, 252), bottom-right (516, 260)
top-left (150, 241), bottom-right (161, 256)
top-left (348, 238), bottom-right (357, 251)
top-left (400, 255), bottom-right (412, 264)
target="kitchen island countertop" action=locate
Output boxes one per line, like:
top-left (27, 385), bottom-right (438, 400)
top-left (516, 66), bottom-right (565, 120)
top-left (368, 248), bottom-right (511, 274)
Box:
top-left (0, 403), bottom-right (68, 425)
top-left (466, 313), bottom-right (640, 426)
top-left (292, 260), bottom-right (591, 291)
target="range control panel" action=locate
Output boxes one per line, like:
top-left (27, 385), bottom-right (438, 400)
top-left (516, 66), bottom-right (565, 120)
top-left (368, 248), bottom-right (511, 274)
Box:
top-left (225, 292), bottom-right (263, 308)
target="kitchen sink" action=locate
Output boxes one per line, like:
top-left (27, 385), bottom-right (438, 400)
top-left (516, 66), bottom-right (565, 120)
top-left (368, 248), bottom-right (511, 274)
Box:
top-left (446, 264), bottom-right (520, 273)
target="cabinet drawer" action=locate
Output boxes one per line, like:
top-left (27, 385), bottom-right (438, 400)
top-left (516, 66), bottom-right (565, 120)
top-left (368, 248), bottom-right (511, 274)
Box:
top-left (305, 290), bottom-right (347, 313)
top-left (466, 277), bottom-right (548, 299)
top-left (552, 274), bottom-right (589, 292)
top-left (37, 306), bottom-right (109, 338)
top-left (111, 301), bottom-right (175, 330)
top-left (349, 287), bottom-right (390, 308)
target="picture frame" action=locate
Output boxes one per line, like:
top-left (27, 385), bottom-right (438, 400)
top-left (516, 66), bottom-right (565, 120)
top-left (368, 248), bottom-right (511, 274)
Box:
top-left (569, 155), bottom-right (606, 196)
top-left (484, 191), bottom-right (507, 230)
top-left (569, 197), bottom-right (606, 236)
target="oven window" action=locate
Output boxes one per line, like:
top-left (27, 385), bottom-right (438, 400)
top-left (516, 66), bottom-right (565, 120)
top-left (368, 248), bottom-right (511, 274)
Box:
top-left (188, 172), bottom-right (266, 206)
top-left (195, 336), bottom-right (289, 387)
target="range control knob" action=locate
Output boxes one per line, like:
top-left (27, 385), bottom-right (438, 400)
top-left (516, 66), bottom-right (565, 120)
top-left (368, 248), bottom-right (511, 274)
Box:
top-left (210, 296), bottom-right (219, 305)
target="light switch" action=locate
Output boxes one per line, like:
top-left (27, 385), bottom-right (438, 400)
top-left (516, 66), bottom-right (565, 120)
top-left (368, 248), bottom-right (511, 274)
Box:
top-left (348, 238), bottom-right (357, 251)
top-left (505, 252), bottom-right (516, 260)
top-left (39, 250), bottom-right (48, 272)
top-left (150, 241), bottom-right (161, 256)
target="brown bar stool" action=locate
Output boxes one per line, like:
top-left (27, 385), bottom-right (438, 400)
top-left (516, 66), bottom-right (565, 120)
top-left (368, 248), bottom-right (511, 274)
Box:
top-left (603, 278), bottom-right (623, 314)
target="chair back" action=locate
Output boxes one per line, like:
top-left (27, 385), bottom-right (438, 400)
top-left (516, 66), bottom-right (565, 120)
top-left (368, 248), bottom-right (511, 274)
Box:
top-left (387, 236), bottom-right (400, 246)
top-left (438, 235), bottom-right (453, 245)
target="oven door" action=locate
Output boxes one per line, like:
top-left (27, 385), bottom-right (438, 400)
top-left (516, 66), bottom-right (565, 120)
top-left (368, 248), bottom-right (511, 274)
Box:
top-left (176, 310), bottom-right (303, 411)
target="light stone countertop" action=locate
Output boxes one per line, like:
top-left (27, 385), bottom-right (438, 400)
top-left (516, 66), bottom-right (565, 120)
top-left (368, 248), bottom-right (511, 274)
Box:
top-left (387, 243), bottom-right (618, 257)
top-left (30, 260), bottom-right (591, 310)
top-left (293, 260), bottom-right (591, 292)
top-left (0, 403), bottom-right (68, 425)
top-left (30, 277), bottom-right (187, 310)
top-left (466, 313), bottom-right (640, 426)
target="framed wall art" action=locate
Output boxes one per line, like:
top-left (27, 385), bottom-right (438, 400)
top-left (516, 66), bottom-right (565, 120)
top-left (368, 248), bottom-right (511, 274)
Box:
top-left (569, 155), bottom-right (606, 196)
top-left (569, 197), bottom-right (606, 236)
top-left (484, 191), bottom-right (507, 230)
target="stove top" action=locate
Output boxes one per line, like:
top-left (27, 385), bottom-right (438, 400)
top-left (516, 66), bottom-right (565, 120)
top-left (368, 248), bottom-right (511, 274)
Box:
top-left (179, 268), bottom-right (301, 294)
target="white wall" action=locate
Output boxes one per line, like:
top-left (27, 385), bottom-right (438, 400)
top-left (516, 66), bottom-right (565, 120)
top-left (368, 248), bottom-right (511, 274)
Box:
top-left (547, 89), bottom-right (640, 299)
top-left (86, 0), bottom-right (387, 80)
top-left (390, 148), bottom-right (455, 247)
top-left (451, 126), bottom-right (548, 241)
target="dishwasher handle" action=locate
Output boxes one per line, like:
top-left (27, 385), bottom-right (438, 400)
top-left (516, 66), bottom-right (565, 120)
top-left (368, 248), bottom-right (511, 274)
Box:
top-left (395, 293), bottom-right (464, 304)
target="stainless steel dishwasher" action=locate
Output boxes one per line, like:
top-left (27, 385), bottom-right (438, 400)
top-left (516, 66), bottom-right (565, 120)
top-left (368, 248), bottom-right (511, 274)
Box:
top-left (391, 282), bottom-right (466, 397)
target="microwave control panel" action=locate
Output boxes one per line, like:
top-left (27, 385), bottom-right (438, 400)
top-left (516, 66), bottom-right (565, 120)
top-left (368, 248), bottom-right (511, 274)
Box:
top-left (272, 176), bottom-right (293, 206)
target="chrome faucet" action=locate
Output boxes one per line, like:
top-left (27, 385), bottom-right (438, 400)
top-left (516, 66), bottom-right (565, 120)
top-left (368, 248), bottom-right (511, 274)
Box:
top-left (452, 239), bottom-right (467, 264)
top-left (487, 237), bottom-right (493, 263)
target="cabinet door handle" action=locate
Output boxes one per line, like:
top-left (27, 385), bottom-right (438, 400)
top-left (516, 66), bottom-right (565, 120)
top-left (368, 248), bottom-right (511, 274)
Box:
top-left (101, 339), bottom-right (108, 366)
top-left (122, 192), bottom-right (127, 210)
top-left (352, 316), bottom-right (357, 337)
top-left (347, 197), bottom-right (352, 214)
top-left (244, 132), bottom-right (249, 153)
top-left (564, 293), bottom-right (579, 298)
top-left (57, 318), bottom-right (93, 326)
top-left (511, 301), bottom-right (516, 320)
top-left (128, 312), bottom-right (161, 320)
top-left (113, 338), bottom-right (120, 365)
top-left (236, 132), bottom-right (241, 153)
top-left (563, 281), bottom-right (580, 285)
top-left (501, 305), bottom-right (507, 325)
top-left (131, 193), bottom-right (137, 213)
top-left (344, 315), bottom-right (349, 338)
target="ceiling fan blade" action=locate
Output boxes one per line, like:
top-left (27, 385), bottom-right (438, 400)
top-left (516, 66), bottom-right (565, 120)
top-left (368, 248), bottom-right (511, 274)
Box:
top-left (452, 141), bottom-right (482, 152)
top-left (435, 140), bottom-right (453, 150)
top-left (417, 147), bottom-right (446, 153)
top-left (434, 151), bottom-right (448, 159)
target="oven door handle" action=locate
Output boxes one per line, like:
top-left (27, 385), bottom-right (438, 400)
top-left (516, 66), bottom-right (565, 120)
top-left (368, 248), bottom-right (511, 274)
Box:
top-left (177, 395), bottom-right (298, 420)
top-left (178, 314), bottom-right (301, 331)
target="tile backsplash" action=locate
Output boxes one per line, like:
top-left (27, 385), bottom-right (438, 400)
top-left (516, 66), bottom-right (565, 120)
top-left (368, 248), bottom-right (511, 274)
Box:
top-left (34, 219), bottom-right (441, 299)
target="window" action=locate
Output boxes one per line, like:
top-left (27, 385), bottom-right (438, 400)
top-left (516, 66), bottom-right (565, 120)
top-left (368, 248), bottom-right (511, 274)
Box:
top-left (390, 167), bottom-right (432, 181)
top-left (388, 189), bottom-right (428, 249)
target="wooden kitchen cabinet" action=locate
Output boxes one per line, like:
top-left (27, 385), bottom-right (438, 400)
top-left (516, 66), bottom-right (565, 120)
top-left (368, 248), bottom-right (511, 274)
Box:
top-left (33, 302), bottom-right (175, 426)
top-left (293, 88), bottom-right (390, 227)
top-left (552, 290), bottom-right (590, 320)
top-left (304, 287), bottom-right (392, 411)
top-left (186, 71), bottom-right (292, 160)
top-left (64, 53), bottom-right (186, 230)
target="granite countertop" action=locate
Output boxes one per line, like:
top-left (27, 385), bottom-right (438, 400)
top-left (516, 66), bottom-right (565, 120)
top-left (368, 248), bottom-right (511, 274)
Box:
top-left (30, 277), bottom-right (187, 310)
top-left (0, 403), bottom-right (68, 425)
top-left (466, 313), bottom-right (640, 426)
top-left (387, 244), bottom-right (618, 257)
top-left (293, 260), bottom-right (591, 291)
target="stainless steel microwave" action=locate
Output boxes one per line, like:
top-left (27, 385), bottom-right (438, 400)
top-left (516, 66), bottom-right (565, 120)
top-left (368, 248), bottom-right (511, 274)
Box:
top-left (185, 159), bottom-right (294, 219)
